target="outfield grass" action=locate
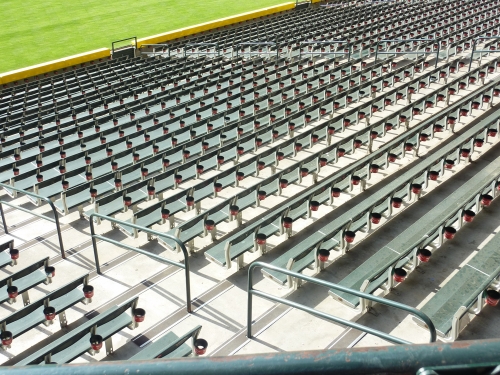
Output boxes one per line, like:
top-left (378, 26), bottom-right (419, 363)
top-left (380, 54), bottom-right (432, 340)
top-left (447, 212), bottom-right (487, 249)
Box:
top-left (0, 0), bottom-right (289, 74)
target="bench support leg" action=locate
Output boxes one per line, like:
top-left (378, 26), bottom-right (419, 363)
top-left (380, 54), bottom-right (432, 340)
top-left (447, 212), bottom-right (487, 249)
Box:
top-left (165, 215), bottom-right (174, 229)
top-left (105, 337), bottom-right (114, 355)
top-left (236, 254), bottom-right (245, 270)
top-left (22, 291), bottom-right (30, 306)
top-left (359, 280), bottom-right (371, 312)
top-left (59, 311), bottom-right (68, 328)
top-left (210, 226), bottom-right (217, 242)
top-left (471, 293), bottom-right (485, 315)
top-left (258, 243), bottom-right (266, 255)
top-left (447, 306), bottom-right (468, 342)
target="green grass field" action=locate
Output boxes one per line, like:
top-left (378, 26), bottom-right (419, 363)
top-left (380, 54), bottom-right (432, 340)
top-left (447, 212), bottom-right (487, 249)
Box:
top-left (0, 0), bottom-right (288, 74)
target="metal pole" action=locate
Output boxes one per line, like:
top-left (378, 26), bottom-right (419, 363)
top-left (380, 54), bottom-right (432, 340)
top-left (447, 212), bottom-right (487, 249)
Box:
top-left (49, 200), bottom-right (66, 259)
top-left (435, 43), bottom-right (440, 69)
top-left (247, 264), bottom-right (254, 338)
top-left (89, 213), bottom-right (192, 313)
top-left (469, 39), bottom-right (478, 72)
top-left (250, 289), bottom-right (411, 344)
top-left (0, 202), bottom-right (8, 234)
top-left (8, 339), bottom-right (500, 374)
top-left (247, 262), bottom-right (437, 343)
top-left (89, 218), bottom-right (101, 274)
top-left (0, 182), bottom-right (65, 258)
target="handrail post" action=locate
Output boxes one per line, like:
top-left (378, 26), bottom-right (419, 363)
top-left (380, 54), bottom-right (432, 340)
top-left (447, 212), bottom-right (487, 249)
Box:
top-left (0, 202), bottom-right (7, 234)
top-left (247, 262), bottom-right (437, 343)
top-left (184, 241), bottom-right (192, 313)
top-left (89, 213), bottom-right (192, 313)
top-left (90, 218), bottom-right (101, 275)
top-left (435, 43), bottom-right (440, 68)
top-left (247, 262), bottom-right (254, 337)
top-left (469, 38), bottom-right (478, 72)
top-left (49, 200), bottom-right (66, 259)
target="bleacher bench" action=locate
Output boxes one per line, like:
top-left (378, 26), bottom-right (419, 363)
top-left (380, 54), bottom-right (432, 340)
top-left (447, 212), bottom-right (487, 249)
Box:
top-left (0, 274), bottom-right (92, 349)
top-left (130, 325), bottom-right (206, 360)
top-left (15, 297), bottom-right (141, 365)
top-left (414, 231), bottom-right (500, 341)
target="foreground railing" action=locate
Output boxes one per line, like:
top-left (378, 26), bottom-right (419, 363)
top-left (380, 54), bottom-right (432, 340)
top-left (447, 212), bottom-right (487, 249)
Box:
top-left (5, 339), bottom-right (500, 374)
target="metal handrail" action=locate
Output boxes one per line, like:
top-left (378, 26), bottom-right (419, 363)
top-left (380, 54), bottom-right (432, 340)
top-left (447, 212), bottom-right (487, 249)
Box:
top-left (184, 43), bottom-right (220, 57)
top-left (247, 262), bottom-right (437, 344)
top-left (89, 213), bottom-right (192, 313)
top-left (468, 36), bottom-right (500, 71)
top-left (299, 40), bottom-right (351, 60)
top-left (112, 37), bottom-right (137, 55)
top-left (4, 339), bottom-right (500, 373)
top-left (139, 44), bottom-right (170, 58)
top-left (374, 39), bottom-right (440, 68)
top-left (236, 42), bottom-right (279, 59)
top-left (418, 362), bottom-right (500, 375)
top-left (0, 182), bottom-right (65, 259)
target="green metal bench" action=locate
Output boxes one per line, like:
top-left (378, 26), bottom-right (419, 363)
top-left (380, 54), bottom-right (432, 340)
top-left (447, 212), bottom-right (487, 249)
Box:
top-left (15, 297), bottom-right (142, 365)
top-left (0, 274), bottom-right (91, 349)
top-left (84, 180), bottom-right (150, 222)
top-left (331, 153), bottom-right (500, 310)
top-left (118, 190), bottom-right (189, 238)
top-left (261, 75), bottom-right (500, 287)
top-left (42, 57), bottom-right (420, 220)
top-left (130, 325), bottom-right (205, 360)
top-left (0, 257), bottom-right (51, 306)
top-left (414, 231), bottom-right (500, 341)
